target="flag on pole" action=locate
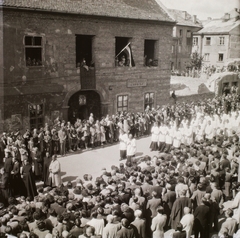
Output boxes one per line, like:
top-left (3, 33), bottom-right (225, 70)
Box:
top-left (116, 42), bottom-right (135, 67)
top-left (123, 44), bottom-right (135, 67)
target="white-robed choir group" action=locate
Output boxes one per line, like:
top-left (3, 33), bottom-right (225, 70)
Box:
top-left (151, 110), bottom-right (240, 150)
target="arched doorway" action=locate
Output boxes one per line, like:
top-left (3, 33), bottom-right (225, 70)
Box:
top-left (68, 90), bottom-right (101, 123)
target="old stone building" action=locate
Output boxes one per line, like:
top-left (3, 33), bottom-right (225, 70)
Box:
top-left (0, 0), bottom-right (175, 132)
top-left (168, 9), bottom-right (202, 73)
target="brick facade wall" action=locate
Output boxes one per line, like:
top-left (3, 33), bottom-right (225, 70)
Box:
top-left (1, 9), bottom-right (173, 132)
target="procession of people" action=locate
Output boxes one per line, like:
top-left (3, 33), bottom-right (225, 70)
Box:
top-left (0, 90), bottom-right (240, 238)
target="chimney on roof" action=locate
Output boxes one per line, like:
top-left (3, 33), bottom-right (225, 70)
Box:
top-left (223, 13), bottom-right (230, 21)
top-left (182, 11), bottom-right (187, 20)
top-left (193, 15), bottom-right (197, 24)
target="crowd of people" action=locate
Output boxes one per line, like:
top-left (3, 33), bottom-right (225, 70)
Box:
top-left (0, 90), bottom-right (240, 238)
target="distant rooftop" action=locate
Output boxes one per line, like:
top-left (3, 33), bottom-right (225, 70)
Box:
top-left (0, 0), bottom-right (175, 23)
top-left (168, 9), bottom-right (202, 28)
top-left (196, 9), bottom-right (240, 34)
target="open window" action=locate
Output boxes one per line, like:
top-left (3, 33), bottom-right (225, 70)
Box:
top-left (144, 40), bottom-right (158, 67)
top-left (144, 92), bottom-right (154, 110)
top-left (115, 37), bottom-right (134, 67)
top-left (76, 35), bottom-right (95, 68)
top-left (218, 53), bottom-right (224, 62)
top-left (25, 36), bottom-right (42, 66)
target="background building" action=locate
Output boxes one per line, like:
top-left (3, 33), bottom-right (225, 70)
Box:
top-left (0, 0), bottom-right (175, 132)
top-left (168, 9), bottom-right (202, 72)
top-left (192, 9), bottom-right (240, 67)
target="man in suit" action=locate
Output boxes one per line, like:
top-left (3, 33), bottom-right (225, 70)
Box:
top-left (3, 152), bottom-right (12, 176)
top-left (151, 206), bottom-right (167, 238)
top-left (131, 209), bottom-right (146, 238)
top-left (162, 183), bottom-right (176, 229)
top-left (116, 218), bottom-right (135, 238)
top-left (146, 191), bottom-right (161, 218)
top-left (102, 214), bottom-right (121, 238)
top-left (219, 209), bottom-right (237, 238)
top-left (194, 197), bottom-right (210, 238)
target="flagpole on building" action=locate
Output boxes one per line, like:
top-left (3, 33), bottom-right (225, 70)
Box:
top-left (115, 42), bottom-right (131, 58)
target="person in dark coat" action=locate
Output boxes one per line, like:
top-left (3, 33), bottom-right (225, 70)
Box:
top-left (170, 189), bottom-right (192, 230)
top-left (32, 147), bottom-right (42, 181)
top-left (0, 168), bottom-right (11, 206)
top-left (3, 152), bottom-right (13, 177)
top-left (11, 157), bottom-right (22, 196)
top-left (172, 222), bottom-right (187, 238)
top-left (116, 218), bottom-right (135, 238)
top-left (21, 159), bottom-right (38, 200)
top-left (162, 183), bottom-right (176, 229)
top-left (193, 197), bottom-right (210, 238)
top-left (0, 136), bottom-right (6, 164)
top-left (43, 152), bottom-right (52, 187)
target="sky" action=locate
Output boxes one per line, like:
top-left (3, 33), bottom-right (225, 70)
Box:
top-left (160, 0), bottom-right (240, 20)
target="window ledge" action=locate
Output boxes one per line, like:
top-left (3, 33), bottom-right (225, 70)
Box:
top-left (27, 66), bottom-right (44, 68)
top-left (144, 66), bottom-right (159, 69)
top-left (217, 61), bottom-right (224, 63)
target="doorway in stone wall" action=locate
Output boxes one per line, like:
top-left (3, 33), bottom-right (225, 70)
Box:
top-left (68, 90), bottom-right (101, 124)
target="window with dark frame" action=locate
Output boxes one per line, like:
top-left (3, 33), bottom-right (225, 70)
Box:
top-left (144, 92), bottom-right (154, 110)
top-left (219, 37), bottom-right (225, 45)
top-left (218, 53), bottom-right (224, 61)
top-left (76, 35), bottom-right (94, 68)
top-left (25, 36), bottom-right (42, 66)
top-left (193, 37), bottom-right (198, 46)
top-left (117, 95), bottom-right (128, 112)
top-left (206, 37), bottom-right (211, 45)
top-left (179, 29), bottom-right (183, 37)
top-left (144, 40), bottom-right (158, 67)
top-left (29, 103), bottom-right (44, 130)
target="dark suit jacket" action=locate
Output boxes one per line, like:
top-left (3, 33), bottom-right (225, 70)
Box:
top-left (172, 231), bottom-right (187, 238)
top-left (4, 157), bottom-right (12, 174)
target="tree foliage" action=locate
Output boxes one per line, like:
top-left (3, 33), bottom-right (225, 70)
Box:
top-left (187, 51), bottom-right (204, 70)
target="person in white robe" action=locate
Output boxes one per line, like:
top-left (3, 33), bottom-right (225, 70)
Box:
top-left (185, 124), bottom-right (193, 145)
top-left (180, 207), bottom-right (194, 238)
top-left (173, 127), bottom-right (182, 149)
top-left (158, 123), bottom-right (167, 152)
top-left (127, 134), bottom-right (136, 164)
top-left (49, 155), bottom-right (62, 187)
top-left (165, 125), bottom-right (174, 153)
top-left (150, 122), bottom-right (159, 151)
top-left (119, 129), bottom-right (128, 160)
top-left (205, 120), bottom-right (214, 140)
